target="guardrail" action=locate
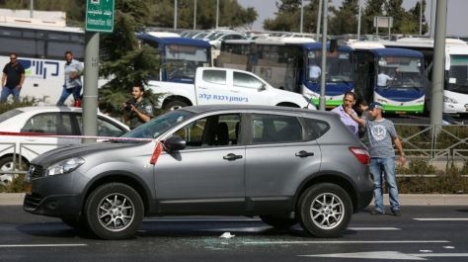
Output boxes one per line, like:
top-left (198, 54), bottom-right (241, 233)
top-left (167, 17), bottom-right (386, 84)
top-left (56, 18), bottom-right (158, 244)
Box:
top-left (0, 123), bottom-right (466, 178)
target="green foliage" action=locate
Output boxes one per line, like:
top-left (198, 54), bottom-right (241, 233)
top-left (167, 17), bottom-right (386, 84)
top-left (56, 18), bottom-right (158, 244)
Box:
top-left (0, 174), bottom-right (25, 193)
top-left (0, 98), bottom-right (35, 114)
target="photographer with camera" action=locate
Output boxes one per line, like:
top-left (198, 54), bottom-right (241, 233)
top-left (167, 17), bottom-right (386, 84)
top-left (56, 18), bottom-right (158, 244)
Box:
top-left (123, 85), bottom-right (154, 130)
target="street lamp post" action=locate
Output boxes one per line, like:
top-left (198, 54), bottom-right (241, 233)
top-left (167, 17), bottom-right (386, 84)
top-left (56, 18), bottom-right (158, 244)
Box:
top-left (300, 0), bottom-right (304, 33)
top-left (174, 0), bottom-right (178, 29)
top-left (194, 0), bottom-right (197, 30)
top-left (419, 0), bottom-right (423, 35)
top-left (319, 0), bottom-right (328, 111)
top-left (216, 0), bottom-right (219, 29)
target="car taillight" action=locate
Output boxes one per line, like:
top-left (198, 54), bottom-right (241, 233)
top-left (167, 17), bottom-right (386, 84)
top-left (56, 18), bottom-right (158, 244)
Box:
top-left (349, 147), bottom-right (370, 165)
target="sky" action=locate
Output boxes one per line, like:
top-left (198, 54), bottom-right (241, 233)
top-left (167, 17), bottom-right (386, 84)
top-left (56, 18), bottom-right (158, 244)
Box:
top-left (237, 0), bottom-right (468, 36)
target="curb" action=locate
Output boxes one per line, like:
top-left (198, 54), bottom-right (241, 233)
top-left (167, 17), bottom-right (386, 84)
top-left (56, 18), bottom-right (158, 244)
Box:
top-left (1, 193), bottom-right (468, 206)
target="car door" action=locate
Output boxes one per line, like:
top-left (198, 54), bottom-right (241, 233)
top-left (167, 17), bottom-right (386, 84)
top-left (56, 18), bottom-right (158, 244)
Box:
top-left (154, 113), bottom-right (246, 214)
top-left (244, 113), bottom-right (322, 212)
top-left (195, 68), bottom-right (231, 105)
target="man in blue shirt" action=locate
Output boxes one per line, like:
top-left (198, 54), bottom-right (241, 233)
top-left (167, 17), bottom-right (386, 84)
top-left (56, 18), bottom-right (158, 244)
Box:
top-left (57, 51), bottom-right (83, 106)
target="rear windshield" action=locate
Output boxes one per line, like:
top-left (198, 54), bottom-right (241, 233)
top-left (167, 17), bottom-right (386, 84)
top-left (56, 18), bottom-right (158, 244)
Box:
top-left (0, 109), bottom-right (21, 124)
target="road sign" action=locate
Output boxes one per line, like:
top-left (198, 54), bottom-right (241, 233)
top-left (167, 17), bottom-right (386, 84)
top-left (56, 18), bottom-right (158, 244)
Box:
top-left (85, 0), bottom-right (115, 33)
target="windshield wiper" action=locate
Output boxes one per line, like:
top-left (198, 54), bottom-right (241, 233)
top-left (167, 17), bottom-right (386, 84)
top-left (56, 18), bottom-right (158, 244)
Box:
top-left (447, 83), bottom-right (468, 91)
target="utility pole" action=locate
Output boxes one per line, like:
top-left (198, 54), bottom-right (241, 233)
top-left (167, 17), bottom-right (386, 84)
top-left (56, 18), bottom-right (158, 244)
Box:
top-left (29, 0), bottom-right (34, 18)
top-left (193, 0), bottom-right (197, 30)
top-left (319, 0), bottom-right (328, 111)
top-left (316, 0), bottom-right (322, 41)
top-left (419, 0), bottom-right (423, 35)
top-left (357, 0), bottom-right (362, 40)
top-left (300, 0), bottom-right (304, 33)
top-left (174, 0), bottom-right (178, 29)
top-left (431, 0), bottom-right (447, 138)
top-left (216, 0), bottom-right (219, 29)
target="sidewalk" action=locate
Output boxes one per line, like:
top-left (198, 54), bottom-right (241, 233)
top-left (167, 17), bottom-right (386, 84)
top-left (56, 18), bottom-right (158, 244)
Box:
top-left (1, 193), bottom-right (468, 206)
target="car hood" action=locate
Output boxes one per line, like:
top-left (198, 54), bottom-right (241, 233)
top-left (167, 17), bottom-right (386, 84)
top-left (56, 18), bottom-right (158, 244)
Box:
top-left (31, 141), bottom-right (150, 166)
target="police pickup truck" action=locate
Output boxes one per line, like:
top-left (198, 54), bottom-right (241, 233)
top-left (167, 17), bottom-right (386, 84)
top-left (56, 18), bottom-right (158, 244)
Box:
top-left (147, 67), bottom-right (316, 111)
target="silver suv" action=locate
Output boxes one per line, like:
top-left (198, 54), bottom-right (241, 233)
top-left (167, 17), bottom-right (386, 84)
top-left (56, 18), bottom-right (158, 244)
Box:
top-left (23, 105), bottom-right (373, 240)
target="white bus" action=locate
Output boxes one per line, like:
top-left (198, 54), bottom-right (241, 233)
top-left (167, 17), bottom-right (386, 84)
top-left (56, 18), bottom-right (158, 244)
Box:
top-left (0, 17), bottom-right (85, 105)
top-left (382, 38), bottom-right (468, 115)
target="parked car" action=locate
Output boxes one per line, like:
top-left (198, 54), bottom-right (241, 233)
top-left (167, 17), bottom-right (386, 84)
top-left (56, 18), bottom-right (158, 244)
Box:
top-left (23, 104), bottom-right (373, 240)
top-left (0, 106), bottom-right (129, 184)
top-left (149, 67), bottom-right (316, 111)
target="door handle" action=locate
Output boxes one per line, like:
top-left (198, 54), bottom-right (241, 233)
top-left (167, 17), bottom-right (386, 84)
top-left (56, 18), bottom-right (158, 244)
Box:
top-left (223, 153), bottom-right (243, 160)
top-left (198, 86), bottom-right (208, 89)
top-left (295, 150), bottom-right (314, 158)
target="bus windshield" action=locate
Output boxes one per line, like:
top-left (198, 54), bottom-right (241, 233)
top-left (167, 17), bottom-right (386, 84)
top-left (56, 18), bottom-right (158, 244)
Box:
top-left (377, 56), bottom-right (424, 89)
top-left (307, 51), bottom-right (353, 83)
top-left (164, 44), bottom-right (210, 80)
top-left (448, 55), bottom-right (468, 94)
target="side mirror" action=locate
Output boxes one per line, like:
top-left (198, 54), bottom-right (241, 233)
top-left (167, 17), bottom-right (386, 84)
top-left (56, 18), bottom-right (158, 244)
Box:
top-left (163, 135), bottom-right (186, 152)
top-left (258, 83), bottom-right (267, 91)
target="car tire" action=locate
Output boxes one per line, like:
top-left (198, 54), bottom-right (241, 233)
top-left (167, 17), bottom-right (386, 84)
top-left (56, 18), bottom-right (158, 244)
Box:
top-left (84, 183), bottom-right (144, 240)
top-left (298, 183), bottom-right (352, 238)
top-left (164, 100), bottom-right (188, 111)
top-left (260, 215), bottom-right (297, 229)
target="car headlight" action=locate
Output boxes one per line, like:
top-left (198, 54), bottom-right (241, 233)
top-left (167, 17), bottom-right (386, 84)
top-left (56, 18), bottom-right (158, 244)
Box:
top-left (46, 157), bottom-right (85, 176)
top-left (444, 96), bottom-right (458, 104)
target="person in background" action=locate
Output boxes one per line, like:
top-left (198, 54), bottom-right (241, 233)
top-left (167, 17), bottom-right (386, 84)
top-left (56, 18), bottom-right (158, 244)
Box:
top-left (377, 67), bottom-right (398, 87)
top-left (1, 52), bottom-right (25, 103)
top-left (351, 102), bottom-right (406, 216)
top-left (309, 62), bottom-right (321, 80)
top-left (331, 91), bottom-right (359, 137)
top-left (355, 98), bottom-right (370, 141)
top-left (57, 51), bottom-right (83, 106)
top-left (123, 85), bottom-right (154, 130)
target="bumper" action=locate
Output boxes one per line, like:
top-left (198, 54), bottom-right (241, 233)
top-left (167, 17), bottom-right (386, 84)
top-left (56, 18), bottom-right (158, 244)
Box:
top-left (23, 193), bottom-right (82, 218)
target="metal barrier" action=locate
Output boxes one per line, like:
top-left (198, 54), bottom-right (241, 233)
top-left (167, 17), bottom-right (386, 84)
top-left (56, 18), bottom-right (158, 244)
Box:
top-left (0, 123), bottom-right (466, 177)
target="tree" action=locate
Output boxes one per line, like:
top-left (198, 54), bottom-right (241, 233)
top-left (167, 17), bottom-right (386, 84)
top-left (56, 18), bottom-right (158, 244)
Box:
top-left (329, 0), bottom-right (359, 35)
top-left (264, 0), bottom-right (321, 33)
top-left (96, 0), bottom-right (161, 116)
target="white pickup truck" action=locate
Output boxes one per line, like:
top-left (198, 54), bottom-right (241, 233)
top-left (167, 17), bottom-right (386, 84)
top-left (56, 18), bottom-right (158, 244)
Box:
top-left (147, 67), bottom-right (316, 111)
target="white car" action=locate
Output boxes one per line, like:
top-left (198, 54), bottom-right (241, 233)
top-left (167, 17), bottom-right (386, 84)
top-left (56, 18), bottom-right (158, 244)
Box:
top-left (148, 67), bottom-right (317, 111)
top-left (0, 106), bottom-right (129, 184)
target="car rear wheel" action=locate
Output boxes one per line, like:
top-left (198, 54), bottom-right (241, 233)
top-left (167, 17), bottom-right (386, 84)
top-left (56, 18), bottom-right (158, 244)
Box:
top-left (260, 215), bottom-right (297, 229)
top-left (298, 183), bottom-right (352, 238)
top-left (84, 183), bottom-right (144, 240)
top-left (164, 100), bottom-right (188, 111)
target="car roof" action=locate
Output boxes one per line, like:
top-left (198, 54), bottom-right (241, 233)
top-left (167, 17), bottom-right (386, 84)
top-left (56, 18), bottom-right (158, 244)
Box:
top-left (14, 106), bottom-right (85, 113)
top-left (179, 104), bottom-right (331, 117)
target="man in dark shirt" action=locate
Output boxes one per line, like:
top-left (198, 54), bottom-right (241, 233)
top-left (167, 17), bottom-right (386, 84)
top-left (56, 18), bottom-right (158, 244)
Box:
top-left (123, 85), bottom-right (154, 129)
top-left (1, 52), bottom-right (25, 103)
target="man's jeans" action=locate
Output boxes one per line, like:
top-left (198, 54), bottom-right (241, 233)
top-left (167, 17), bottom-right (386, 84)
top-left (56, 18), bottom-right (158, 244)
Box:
top-left (56, 85), bottom-right (82, 106)
top-left (0, 86), bottom-right (20, 103)
top-left (369, 157), bottom-right (400, 213)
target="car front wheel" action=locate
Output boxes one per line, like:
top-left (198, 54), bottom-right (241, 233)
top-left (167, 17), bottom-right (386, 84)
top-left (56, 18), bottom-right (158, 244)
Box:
top-left (84, 183), bottom-right (144, 240)
top-left (298, 183), bottom-right (352, 238)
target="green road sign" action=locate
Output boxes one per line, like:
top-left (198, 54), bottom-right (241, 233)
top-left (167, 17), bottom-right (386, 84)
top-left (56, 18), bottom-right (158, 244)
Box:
top-left (86, 0), bottom-right (115, 33)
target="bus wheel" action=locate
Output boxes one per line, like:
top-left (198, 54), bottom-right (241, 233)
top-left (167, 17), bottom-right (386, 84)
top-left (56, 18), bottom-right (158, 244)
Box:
top-left (165, 100), bottom-right (188, 111)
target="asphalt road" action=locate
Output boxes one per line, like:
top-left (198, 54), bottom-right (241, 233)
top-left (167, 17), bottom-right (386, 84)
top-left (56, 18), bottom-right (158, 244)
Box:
top-left (1, 205), bottom-right (468, 262)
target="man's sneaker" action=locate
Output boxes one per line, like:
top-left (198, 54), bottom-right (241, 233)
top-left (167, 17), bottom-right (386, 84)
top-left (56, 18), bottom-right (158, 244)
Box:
top-left (370, 210), bottom-right (384, 215)
top-left (392, 210), bottom-right (401, 217)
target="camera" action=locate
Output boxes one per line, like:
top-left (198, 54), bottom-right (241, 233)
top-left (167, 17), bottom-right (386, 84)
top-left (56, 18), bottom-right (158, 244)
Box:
top-left (125, 101), bottom-right (135, 112)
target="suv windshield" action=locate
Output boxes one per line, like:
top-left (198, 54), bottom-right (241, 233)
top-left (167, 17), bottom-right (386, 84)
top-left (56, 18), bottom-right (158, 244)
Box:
top-left (121, 110), bottom-right (195, 140)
